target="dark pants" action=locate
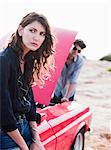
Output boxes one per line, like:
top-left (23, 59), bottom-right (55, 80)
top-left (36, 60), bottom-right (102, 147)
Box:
top-left (50, 93), bottom-right (74, 104)
top-left (0, 117), bottom-right (32, 149)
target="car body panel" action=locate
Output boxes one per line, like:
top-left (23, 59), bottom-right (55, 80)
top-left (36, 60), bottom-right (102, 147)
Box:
top-left (37, 101), bottom-right (92, 150)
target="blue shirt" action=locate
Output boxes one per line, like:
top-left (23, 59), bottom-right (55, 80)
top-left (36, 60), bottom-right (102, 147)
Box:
top-left (54, 54), bottom-right (85, 98)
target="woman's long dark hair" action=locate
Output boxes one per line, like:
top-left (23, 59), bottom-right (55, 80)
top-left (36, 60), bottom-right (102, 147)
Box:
top-left (8, 12), bottom-right (55, 86)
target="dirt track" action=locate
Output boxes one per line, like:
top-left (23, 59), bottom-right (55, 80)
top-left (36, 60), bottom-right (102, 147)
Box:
top-left (76, 60), bottom-right (111, 150)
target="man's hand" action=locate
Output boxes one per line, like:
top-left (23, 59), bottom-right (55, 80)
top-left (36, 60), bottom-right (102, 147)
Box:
top-left (61, 97), bottom-right (69, 103)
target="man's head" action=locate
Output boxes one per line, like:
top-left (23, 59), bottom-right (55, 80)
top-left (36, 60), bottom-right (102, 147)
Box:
top-left (73, 39), bottom-right (86, 50)
top-left (67, 39), bottom-right (86, 60)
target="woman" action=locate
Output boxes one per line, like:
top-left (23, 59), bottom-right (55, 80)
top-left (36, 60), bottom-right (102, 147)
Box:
top-left (0, 12), bottom-right (55, 150)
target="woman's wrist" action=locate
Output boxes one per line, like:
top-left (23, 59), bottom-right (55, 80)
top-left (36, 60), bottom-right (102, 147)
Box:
top-left (32, 138), bottom-right (43, 146)
top-left (31, 127), bottom-right (40, 140)
top-left (32, 138), bottom-right (40, 144)
top-left (31, 127), bottom-right (38, 132)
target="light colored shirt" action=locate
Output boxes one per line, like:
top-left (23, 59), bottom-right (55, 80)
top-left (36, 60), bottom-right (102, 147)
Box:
top-left (54, 54), bottom-right (85, 98)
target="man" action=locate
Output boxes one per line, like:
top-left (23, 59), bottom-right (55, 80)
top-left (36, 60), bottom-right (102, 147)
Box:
top-left (50, 39), bottom-right (86, 104)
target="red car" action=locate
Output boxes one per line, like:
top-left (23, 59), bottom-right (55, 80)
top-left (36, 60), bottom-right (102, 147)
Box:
top-left (32, 27), bottom-right (92, 150)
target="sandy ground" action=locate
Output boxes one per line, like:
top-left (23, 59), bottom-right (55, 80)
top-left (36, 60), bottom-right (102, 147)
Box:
top-left (75, 60), bottom-right (111, 150)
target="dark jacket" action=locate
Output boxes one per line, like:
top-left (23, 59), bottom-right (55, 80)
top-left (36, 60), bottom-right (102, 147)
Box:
top-left (0, 48), bottom-right (37, 132)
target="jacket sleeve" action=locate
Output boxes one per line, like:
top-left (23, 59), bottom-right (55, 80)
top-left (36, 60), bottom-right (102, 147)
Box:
top-left (0, 55), bottom-right (17, 132)
top-left (26, 87), bottom-right (37, 121)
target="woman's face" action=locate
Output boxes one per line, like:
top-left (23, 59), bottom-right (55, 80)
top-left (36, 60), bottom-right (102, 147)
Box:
top-left (18, 21), bottom-right (46, 54)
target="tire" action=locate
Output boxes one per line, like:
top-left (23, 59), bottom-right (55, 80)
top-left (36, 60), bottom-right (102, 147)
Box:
top-left (71, 129), bottom-right (85, 150)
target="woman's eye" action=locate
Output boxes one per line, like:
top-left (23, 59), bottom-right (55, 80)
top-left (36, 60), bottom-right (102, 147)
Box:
top-left (29, 29), bottom-right (36, 33)
top-left (40, 32), bottom-right (46, 36)
top-left (29, 29), bottom-right (46, 36)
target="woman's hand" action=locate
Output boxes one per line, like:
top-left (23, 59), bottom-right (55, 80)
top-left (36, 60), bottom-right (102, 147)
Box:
top-left (29, 121), bottom-right (45, 149)
top-left (30, 141), bottom-right (45, 150)
top-left (20, 145), bottom-right (29, 150)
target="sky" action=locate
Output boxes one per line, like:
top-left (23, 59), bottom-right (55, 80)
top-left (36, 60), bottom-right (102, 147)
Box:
top-left (0, 0), bottom-right (110, 60)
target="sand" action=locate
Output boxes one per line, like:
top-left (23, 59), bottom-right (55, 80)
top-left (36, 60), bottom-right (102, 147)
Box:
top-left (76, 59), bottom-right (111, 150)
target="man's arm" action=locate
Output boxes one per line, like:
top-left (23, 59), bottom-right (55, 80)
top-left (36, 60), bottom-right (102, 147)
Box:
top-left (61, 83), bottom-right (75, 102)
top-left (61, 56), bottom-right (85, 102)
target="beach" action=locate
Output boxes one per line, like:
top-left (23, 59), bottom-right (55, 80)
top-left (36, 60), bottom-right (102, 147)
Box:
top-left (76, 59), bottom-right (111, 150)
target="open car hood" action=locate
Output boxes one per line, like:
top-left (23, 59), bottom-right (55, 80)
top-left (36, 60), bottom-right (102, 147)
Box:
top-left (33, 27), bottom-right (77, 105)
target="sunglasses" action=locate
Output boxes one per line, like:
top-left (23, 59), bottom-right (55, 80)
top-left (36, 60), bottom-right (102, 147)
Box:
top-left (73, 46), bottom-right (81, 53)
